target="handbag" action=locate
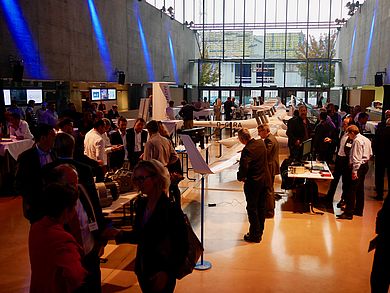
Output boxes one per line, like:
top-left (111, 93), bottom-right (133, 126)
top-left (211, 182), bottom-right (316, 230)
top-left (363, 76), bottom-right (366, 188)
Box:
top-left (176, 213), bottom-right (203, 280)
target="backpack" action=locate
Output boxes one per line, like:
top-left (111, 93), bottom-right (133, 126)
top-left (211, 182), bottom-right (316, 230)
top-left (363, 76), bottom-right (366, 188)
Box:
top-left (176, 213), bottom-right (203, 280)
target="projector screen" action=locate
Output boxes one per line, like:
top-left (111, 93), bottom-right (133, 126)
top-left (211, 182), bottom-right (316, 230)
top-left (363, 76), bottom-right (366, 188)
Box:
top-left (91, 88), bottom-right (117, 101)
top-left (26, 89), bottom-right (43, 104)
top-left (3, 89), bottom-right (11, 106)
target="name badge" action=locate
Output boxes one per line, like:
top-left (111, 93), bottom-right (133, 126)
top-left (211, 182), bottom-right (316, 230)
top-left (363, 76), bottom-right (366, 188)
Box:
top-left (88, 222), bottom-right (99, 232)
top-left (346, 143), bottom-right (352, 148)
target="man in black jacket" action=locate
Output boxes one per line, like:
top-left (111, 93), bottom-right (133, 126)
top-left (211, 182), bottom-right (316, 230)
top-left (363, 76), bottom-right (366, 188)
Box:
top-left (286, 104), bottom-right (313, 160)
top-left (15, 123), bottom-right (56, 223)
top-left (258, 124), bottom-right (280, 218)
top-left (370, 191), bottom-right (390, 292)
top-left (126, 118), bottom-right (147, 169)
top-left (237, 128), bottom-right (271, 243)
top-left (110, 116), bottom-right (127, 169)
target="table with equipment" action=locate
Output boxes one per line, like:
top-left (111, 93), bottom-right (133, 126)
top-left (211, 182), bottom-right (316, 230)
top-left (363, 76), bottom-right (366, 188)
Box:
top-left (288, 161), bottom-right (333, 214)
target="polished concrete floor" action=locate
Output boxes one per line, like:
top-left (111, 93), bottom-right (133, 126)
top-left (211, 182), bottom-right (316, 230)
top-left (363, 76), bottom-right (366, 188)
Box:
top-left (0, 141), bottom-right (386, 293)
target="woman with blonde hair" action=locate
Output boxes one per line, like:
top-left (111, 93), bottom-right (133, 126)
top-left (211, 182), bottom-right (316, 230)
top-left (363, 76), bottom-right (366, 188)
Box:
top-left (115, 159), bottom-right (187, 292)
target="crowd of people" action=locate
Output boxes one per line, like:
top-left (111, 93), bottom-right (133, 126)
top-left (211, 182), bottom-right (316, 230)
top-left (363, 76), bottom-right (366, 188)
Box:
top-left (286, 103), bottom-right (390, 221)
top-left (1, 96), bottom-right (389, 292)
top-left (0, 98), bottom-right (192, 292)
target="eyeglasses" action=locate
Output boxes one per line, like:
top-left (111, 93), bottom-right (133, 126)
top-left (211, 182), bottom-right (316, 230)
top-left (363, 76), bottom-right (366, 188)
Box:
top-left (133, 174), bottom-right (155, 183)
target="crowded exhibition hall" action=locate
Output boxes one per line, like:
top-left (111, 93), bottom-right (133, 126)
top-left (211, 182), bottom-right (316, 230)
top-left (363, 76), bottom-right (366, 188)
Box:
top-left (0, 0), bottom-right (389, 292)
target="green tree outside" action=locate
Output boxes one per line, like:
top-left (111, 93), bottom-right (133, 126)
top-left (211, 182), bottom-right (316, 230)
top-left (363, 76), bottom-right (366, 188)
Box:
top-left (295, 32), bottom-right (337, 87)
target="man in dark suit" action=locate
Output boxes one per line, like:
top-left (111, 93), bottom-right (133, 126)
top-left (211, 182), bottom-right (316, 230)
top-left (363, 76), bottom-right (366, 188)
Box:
top-left (224, 97), bottom-right (234, 121)
top-left (15, 123), bottom-right (56, 223)
top-left (126, 118), bottom-right (147, 169)
top-left (286, 104), bottom-right (313, 160)
top-left (258, 124), bottom-right (280, 218)
top-left (44, 133), bottom-right (112, 293)
top-left (107, 104), bottom-right (120, 120)
top-left (370, 189), bottom-right (390, 292)
top-left (237, 128), bottom-right (271, 243)
top-left (110, 116), bottom-right (127, 169)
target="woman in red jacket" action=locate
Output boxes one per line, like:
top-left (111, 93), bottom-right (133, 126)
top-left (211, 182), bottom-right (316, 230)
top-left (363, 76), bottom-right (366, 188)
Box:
top-left (29, 183), bottom-right (87, 293)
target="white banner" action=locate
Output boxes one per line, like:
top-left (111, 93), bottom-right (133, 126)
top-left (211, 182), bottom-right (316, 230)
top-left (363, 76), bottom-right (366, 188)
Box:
top-left (151, 82), bottom-right (174, 120)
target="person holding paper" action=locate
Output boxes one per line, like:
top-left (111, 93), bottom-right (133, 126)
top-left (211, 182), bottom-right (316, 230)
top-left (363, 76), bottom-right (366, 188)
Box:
top-left (237, 128), bottom-right (271, 243)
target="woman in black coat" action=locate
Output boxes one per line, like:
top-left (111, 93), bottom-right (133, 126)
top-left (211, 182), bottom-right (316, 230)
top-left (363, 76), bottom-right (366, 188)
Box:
top-left (116, 159), bottom-right (187, 293)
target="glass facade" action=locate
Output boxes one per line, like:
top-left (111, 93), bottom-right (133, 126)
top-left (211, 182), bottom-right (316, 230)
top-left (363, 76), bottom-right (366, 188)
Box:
top-left (146, 0), bottom-right (358, 106)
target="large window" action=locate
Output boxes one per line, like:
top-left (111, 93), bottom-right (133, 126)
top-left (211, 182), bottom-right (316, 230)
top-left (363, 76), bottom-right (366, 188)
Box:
top-left (145, 0), bottom-right (355, 100)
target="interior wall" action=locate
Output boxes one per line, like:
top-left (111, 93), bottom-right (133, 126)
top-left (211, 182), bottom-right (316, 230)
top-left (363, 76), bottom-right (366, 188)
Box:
top-left (0, 0), bottom-right (196, 84)
top-left (336, 0), bottom-right (390, 87)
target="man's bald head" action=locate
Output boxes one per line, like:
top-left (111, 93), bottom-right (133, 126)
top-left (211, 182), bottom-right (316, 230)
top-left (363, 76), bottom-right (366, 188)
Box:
top-left (44, 164), bottom-right (79, 190)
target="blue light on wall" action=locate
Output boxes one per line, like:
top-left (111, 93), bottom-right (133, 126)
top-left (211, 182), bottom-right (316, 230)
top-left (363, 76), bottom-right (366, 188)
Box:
top-left (362, 0), bottom-right (378, 84)
top-left (0, 0), bottom-right (47, 79)
top-left (87, 0), bottom-right (113, 81)
top-left (348, 19), bottom-right (358, 78)
top-left (168, 33), bottom-right (179, 84)
top-left (134, 2), bottom-right (155, 81)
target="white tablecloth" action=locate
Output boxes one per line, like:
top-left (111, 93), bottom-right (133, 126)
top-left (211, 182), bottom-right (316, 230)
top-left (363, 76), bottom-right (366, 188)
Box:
top-left (365, 121), bottom-right (379, 134)
top-left (0, 139), bottom-right (34, 160)
top-left (194, 109), bottom-right (213, 119)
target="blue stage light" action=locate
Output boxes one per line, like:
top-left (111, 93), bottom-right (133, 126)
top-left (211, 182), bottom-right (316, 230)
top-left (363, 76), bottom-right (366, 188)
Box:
top-left (134, 2), bottom-right (155, 81)
top-left (168, 33), bottom-right (179, 84)
top-left (348, 20), bottom-right (358, 78)
top-left (362, 0), bottom-right (378, 84)
top-left (87, 0), bottom-right (113, 81)
top-left (0, 0), bottom-right (47, 79)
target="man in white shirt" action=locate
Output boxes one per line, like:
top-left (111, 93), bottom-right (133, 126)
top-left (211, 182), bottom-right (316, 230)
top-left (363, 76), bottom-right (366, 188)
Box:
top-left (9, 112), bottom-right (34, 140)
top-left (337, 125), bottom-right (372, 220)
top-left (84, 120), bottom-right (106, 171)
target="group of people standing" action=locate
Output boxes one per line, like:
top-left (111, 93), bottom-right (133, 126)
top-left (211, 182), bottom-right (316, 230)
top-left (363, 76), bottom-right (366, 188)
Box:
top-left (14, 107), bottom-right (188, 292)
top-left (237, 124), bottom-right (280, 243)
top-left (285, 103), bottom-right (381, 220)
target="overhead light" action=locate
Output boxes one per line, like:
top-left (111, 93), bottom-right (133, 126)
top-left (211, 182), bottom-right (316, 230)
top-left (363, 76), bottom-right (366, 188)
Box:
top-left (335, 18), bottom-right (346, 25)
top-left (346, 0), bottom-right (362, 17)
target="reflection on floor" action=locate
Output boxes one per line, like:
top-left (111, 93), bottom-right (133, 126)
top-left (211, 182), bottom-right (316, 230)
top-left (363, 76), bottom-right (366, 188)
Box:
top-left (0, 140), bottom-right (386, 293)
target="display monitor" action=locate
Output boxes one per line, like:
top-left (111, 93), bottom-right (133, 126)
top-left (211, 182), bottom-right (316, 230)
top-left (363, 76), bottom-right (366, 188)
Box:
top-left (302, 138), bottom-right (312, 160)
top-left (91, 88), bottom-right (117, 101)
top-left (7, 89), bottom-right (27, 105)
top-left (26, 89), bottom-right (43, 104)
top-left (91, 89), bottom-right (101, 101)
top-left (107, 89), bottom-right (116, 100)
top-left (3, 89), bottom-right (11, 106)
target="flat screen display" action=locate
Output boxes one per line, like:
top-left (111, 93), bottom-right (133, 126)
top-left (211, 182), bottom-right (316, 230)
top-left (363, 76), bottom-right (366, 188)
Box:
top-left (7, 89), bottom-right (27, 105)
top-left (91, 88), bottom-right (117, 101)
top-left (3, 89), bottom-right (11, 106)
top-left (26, 89), bottom-right (43, 104)
top-left (107, 89), bottom-right (116, 100)
top-left (91, 89), bottom-right (101, 101)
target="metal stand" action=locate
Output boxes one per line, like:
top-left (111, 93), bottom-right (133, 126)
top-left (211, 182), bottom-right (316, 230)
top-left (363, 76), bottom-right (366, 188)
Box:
top-left (195, 175), bottom-right (212, 271)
